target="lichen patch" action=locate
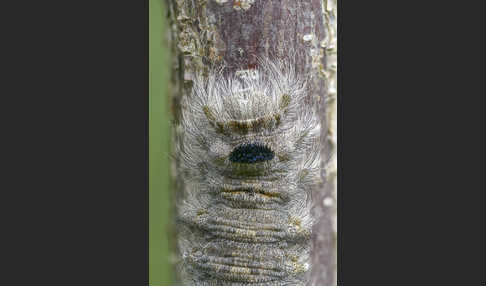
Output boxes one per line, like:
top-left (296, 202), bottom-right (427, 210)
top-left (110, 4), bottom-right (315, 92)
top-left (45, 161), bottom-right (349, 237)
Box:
top-left (233, 0), bottom-right (255, 11)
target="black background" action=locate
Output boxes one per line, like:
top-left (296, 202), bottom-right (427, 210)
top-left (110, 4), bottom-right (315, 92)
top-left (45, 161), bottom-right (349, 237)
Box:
top-left (2, 1), bottom-right (147, 285)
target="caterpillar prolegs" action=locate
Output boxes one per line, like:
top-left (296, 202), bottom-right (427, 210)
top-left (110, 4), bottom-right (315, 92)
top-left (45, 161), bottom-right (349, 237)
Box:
top-left (174, 59), bottom-right (321, 285)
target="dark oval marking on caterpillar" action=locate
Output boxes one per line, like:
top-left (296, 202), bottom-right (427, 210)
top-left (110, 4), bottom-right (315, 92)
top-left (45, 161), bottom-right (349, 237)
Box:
top-left (229, 142), bottom-right (275, 163)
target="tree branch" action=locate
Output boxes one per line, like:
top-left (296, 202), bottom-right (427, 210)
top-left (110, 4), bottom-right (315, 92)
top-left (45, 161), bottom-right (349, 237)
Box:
top-left (165, 0), bottom-right (337, 285)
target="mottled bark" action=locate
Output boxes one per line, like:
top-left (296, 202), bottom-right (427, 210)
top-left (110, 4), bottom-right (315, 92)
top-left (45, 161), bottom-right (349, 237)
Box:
top-left (165, 0), bottom-right (337, 285)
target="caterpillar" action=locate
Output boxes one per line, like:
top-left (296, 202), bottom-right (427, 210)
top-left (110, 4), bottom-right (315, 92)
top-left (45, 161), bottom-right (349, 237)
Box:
top-left (174, 59), bottom-right (321, 285)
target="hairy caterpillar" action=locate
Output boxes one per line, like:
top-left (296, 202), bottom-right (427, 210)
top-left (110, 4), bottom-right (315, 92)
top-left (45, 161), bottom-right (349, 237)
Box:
top-left (174, 59), bottom-right (321, 285)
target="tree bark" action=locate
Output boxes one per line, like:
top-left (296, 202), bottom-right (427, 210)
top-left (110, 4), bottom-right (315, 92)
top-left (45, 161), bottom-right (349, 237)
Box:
top-left (165, 0), bottom-right (337, 285)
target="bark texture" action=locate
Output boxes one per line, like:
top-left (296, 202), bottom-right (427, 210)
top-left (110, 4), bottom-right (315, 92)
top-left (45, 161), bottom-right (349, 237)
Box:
top-left (166, 0), bottom-right (337, 285)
